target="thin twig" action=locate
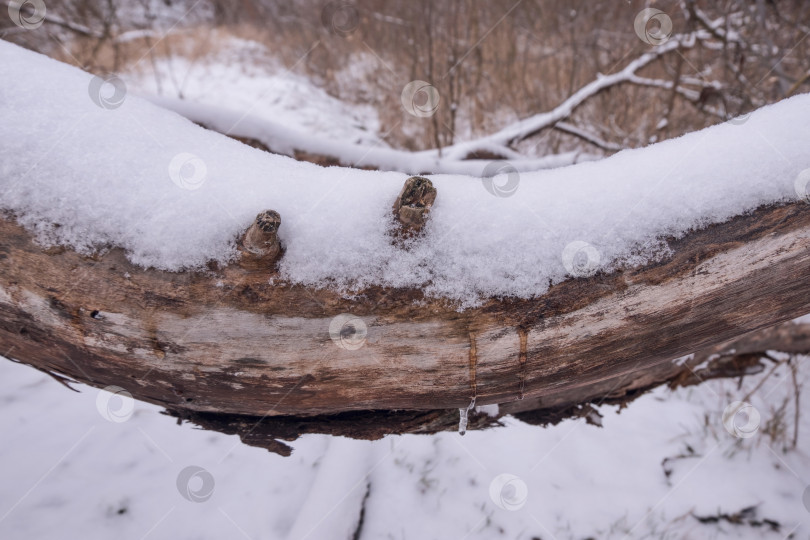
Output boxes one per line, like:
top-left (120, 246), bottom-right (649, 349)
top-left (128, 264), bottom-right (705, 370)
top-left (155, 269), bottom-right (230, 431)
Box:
top-left (788, 356), bottom-right (801, 450)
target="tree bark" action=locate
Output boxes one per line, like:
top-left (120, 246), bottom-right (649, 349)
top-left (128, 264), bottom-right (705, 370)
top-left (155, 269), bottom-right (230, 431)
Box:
top-left (1, 201), bottom-right (810, 454)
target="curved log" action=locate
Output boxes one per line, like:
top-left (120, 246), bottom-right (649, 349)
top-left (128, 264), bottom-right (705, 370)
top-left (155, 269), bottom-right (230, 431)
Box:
top-left (1, 201), bottom-right (810, 450)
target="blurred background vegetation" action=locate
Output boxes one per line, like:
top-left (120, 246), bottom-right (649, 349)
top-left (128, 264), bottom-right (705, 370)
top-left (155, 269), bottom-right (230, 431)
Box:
top-left (3, 0), bottom-right (810, 159)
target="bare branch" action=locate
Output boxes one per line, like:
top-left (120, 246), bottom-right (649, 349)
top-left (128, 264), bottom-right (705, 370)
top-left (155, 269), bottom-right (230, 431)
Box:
top-left (154, 32), bottom-right (703, 173)
top-left (553, 122), bottom-right (623, 152)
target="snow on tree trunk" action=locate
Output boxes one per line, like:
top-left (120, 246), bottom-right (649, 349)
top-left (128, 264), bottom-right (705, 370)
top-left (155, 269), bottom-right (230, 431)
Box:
top-left (2, 41), bottom-right (810, 455)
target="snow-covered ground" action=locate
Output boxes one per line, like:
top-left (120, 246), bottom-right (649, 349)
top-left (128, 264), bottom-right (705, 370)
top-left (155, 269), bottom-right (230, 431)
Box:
top-left (1, 354), bottom-right (808, 539)
top-left (124, 35), bottom-right (385, 148)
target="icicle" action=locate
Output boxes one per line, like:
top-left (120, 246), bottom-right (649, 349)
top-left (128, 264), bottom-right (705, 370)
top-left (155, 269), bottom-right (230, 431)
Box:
top-left (458, 397), bottom-right (475, 436)
top-left (458, 408), bottom-right (468, 435)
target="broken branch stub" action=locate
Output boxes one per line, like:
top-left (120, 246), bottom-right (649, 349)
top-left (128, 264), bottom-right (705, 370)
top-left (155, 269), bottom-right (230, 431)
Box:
top-left (239, 210), bottom-right (282, 268)
top-left (392, 176), bottom-right (437, 235)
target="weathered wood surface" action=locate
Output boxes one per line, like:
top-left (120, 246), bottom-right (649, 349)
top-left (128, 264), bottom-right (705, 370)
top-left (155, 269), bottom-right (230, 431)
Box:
top-left (1, 201), bottom-right (810, 451)
top-left (167, 319), bottom-right (810, 455)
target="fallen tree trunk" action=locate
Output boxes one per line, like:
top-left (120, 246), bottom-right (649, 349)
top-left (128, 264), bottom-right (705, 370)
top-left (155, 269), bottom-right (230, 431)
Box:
top-left (1, 200), bottom-right (810, 454)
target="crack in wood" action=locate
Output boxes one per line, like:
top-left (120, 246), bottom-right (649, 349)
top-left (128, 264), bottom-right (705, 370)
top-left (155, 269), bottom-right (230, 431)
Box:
top-left (468, 331), bottom-right (477, 406)
top-left (518, 328), bottom-right (528, 400)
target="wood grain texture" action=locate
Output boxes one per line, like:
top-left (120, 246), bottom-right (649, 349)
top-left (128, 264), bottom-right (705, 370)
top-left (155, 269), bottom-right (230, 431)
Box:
top-left (1, 201), bottom-right (810, 447)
